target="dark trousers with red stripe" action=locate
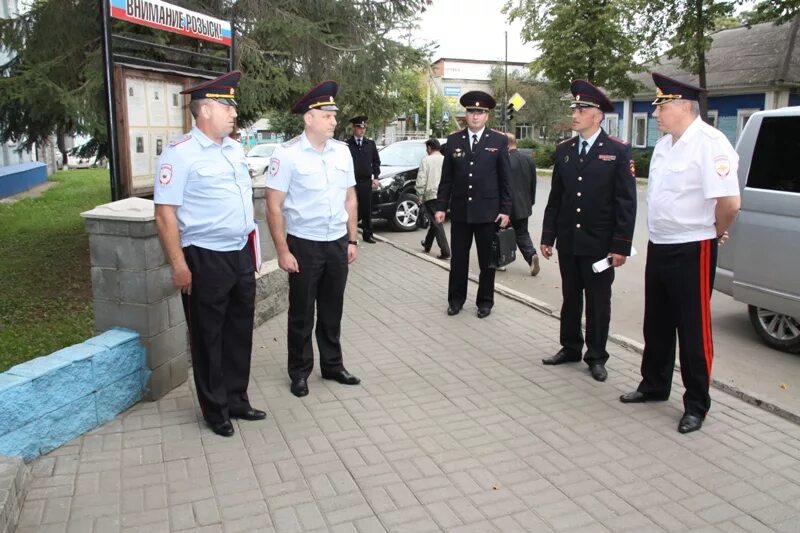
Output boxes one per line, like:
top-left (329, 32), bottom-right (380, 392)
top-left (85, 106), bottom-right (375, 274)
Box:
top-left (638, 239), bottom-right (717, 417)
top-left (182, 245), bottom-right (256, 425)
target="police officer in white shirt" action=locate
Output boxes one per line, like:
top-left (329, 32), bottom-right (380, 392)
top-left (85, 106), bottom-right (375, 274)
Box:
top-left (620, 73), bottom-right (741, 435)
top-left (265, 80), bottom-right (361, 398)
top-left (154, 71), bottom-right (266, 438)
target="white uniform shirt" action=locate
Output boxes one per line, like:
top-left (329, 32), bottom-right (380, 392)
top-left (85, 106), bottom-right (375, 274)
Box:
top-left (153, 127), bottom-right (255, 252)
top-left (266, 133), bottom-right (356, 241)
top-left (647, 116), bottom-right (740, 244)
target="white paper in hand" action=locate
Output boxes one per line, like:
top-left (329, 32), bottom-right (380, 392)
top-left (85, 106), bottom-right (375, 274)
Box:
top-left (592, 246), bottom-right (637, 273)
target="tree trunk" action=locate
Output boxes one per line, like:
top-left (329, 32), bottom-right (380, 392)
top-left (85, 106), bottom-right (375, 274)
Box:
top-left (56, 127), bottom-right (67, 166)
top-left (696, 0), bottom-right (709, 123)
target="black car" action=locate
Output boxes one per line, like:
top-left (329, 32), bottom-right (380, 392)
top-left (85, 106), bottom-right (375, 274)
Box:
top-left (371, 139), bottom-right (446, 231)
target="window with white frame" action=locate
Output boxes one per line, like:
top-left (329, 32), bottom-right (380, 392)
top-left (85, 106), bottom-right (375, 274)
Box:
top-left (632, 113), bottom-right (648, 148)
top-left (603, 113), bottom-right (619, 138)
top-left (737, 108), bottom-right (759, 136)
top-left (538, 125), bottom-right (547, 139)
top-left (706, 110), bottom-right (718, 128)
top-left (515, 123), bottom-right (534, 140)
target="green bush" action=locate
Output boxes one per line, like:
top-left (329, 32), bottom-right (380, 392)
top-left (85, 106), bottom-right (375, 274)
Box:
top-left (631, 148), bottom-right (654, 178)
top-left (532, 143), bottom-right (557, 168)
top-left (516, 137), bottom-right (536, 149)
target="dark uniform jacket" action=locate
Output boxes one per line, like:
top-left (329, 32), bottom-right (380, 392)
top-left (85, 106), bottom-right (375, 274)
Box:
top-left (346, 136), bottom-right (381, 182)
top-left (436, 128), bottom-right (512, 224)
top-left (508, 148), bottom-right (537, 219)
top-left (541, 130), bottom-right (636, 257)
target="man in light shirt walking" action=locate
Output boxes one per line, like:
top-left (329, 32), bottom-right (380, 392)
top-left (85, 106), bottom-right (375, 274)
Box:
top-left (417, 138), bottom-right (450, 259)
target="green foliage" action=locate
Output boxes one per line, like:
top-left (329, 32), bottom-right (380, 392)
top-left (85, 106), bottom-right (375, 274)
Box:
top-left (0, 169), bottom-right (109, 372)
top-left (503, 0), bottom-right (666, 96)
top-left (631, 147), bottom-right (654, 178)
top-left (664, 0), bottom-right (735, 77)
top-left (741, 0), bottom-right (800, 25)
top-left (531, 142), bottom-right (557, 168)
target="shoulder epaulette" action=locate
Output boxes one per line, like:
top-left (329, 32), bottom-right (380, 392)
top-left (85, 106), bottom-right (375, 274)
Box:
top-left (169, 134), bottom-right (192, 147)
top-left (699, 125), bottom-right (723, 140)
top-left (282, 135), bottom-right (301, 148)
top-left (608, 135), bottom-right (629, 146)
top-left (331, 139), bottom-right (348, 145)
top-left (558, 136), bottom-right (576, 146)
top-left (490, 128), bottom-right (504, 134)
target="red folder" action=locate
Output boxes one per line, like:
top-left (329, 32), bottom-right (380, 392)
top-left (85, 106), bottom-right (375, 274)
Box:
top-left (247, 226), bottom-right (262, 272)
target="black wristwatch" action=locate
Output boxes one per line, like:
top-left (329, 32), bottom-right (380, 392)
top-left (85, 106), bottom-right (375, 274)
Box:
top-left (348, 240), bottom-right (358, 246)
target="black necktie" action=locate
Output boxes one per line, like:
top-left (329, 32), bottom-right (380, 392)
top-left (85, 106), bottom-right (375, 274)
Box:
top-left (580, 140), bottom-right (588, 157)
top-left (472, 134), bottom-right (478, 151)
top-left (357, 139), bottom-right (362, 148)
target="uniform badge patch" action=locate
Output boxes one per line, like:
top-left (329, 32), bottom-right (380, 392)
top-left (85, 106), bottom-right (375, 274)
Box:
top-left (485, 147), bottom-right (498, 152)
top-left (159, 164), bottom-right (173, 185)
top-left (269, 158), bottom-right (280, 176)
top-left (598, 154), bottom-right (616, 161)
top-left (714, 155), bottom-right (730, 177)
top-left (564, 155), bottom-right (569, 163)
top-left (630, 159), bottom-right (636, 178)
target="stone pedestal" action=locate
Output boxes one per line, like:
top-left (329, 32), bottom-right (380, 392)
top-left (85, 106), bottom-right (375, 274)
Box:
top-left (81, 198), bottom-right (187, 400)
top-left (253, 178), bottom-right (289, 326)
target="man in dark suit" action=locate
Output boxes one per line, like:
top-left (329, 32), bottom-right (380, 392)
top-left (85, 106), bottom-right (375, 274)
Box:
top-left (506, 132), bottom-right (540, 276)
top-left (540, 80), bottom-right (637, 382)
top-left (435, 91), bottom-right (512, 319)
top-left (346, 116), bottom-right (381, 243)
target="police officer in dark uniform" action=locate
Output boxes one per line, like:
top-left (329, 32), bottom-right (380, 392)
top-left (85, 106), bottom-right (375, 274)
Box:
top-left (540, 80), bottom-right (637, 382)
top-left (346, 116), bottom-right (381, 243)
top-left (154, 71), bottom-right (266, 437)
top-left (435, 91), bottom-right (512, 319)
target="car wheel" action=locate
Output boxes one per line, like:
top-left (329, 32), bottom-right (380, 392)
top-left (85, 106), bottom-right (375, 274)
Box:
top-left (748, 305), bottom-right (800, 353)
top-left (389, 193), bottom-right (420, 232)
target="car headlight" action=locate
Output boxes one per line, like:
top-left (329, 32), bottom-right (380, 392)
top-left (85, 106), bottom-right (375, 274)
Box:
top-left (377, 177), bottom-right (395, 189)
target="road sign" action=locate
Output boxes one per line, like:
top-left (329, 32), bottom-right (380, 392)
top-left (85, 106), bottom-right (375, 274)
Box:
top-left (509, 92), bottom-right (526, 112)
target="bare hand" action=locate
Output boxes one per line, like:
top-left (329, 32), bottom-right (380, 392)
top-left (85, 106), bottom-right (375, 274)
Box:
top-left (540, 244), bottom-right (553, 259)
top-left (434, 211), bottom-right (446, 224)
top-left (609, 253), bottom-right (627, 267)
top-left (173, 265), bottom-right (192, 294)
top-left (348, 243), bottom-right (358, 264)
top-left (718, 230), bottom-right (730, 246)
top-left (495, 214), bottom-right (510, 228)
top-left (371, 179), bottom-right (379, 190)
top-left (278, 251), bottom-right (299, 273)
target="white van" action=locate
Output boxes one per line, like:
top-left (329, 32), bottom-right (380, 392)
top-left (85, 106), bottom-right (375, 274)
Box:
top-left (715, 107), bottom-right (800, 353)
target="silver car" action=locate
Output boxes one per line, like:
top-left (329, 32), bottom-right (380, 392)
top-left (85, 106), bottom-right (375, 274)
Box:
top-left (716, 107), bottom-right (800, 353)
top-left (245, 143), bottom-right (281, 178)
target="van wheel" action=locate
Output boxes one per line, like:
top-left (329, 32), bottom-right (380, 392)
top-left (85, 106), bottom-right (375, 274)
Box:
top-left (389, 193), bottom-right (420, 232)
top-left (748, 305), bottom-right (800, 353)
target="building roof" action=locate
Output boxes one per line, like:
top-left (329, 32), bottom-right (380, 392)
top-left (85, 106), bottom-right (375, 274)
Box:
top-left (631, 18), bottom-right (800, 92)
top-left (431, 57), bottom-right (530, 68)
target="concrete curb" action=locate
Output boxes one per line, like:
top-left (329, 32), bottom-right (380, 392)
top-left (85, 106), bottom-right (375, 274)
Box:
top-left (373, 233), bottom-right (800, 426)
top-left (0, 455), bottom-right (29, 533)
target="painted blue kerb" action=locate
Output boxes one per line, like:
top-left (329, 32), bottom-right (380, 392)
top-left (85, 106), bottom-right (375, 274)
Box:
top-left (0, 328), bottom-right (150, 462)
top-left (0, 161), bottom-right (48, 198)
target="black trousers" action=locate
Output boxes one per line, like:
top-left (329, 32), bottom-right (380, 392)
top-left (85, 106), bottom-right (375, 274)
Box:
top-left (182, 244), bottom-right (256, 424)
top-left (449, 221), bottom-right (496, 309)
top-left (511, 217), bottom-right (537, 264)
top-left (638, 239), bottom-right (717, 417)
top-left (286, 234), bottom-right (349, 381)
top-left (356, 180), bottom-right (373, 239)
top-left (557, 251), bottom-right (615, 365)
top-left (422, 200), bottom-right (450, 256)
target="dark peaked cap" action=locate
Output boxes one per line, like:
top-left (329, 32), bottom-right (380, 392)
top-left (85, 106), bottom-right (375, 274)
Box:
top-left (569, 80), bottom-right (615, 113)
top-left (651, 72), bottom-right (706, 106)
top-left (291, 80), bottom-right (339, 114)
top-left (181, 71), bottom-right (241, 106)
top-left (350, 116), bottom-right (368, 127)
top-left (459, 91), bottom-right (496, 110)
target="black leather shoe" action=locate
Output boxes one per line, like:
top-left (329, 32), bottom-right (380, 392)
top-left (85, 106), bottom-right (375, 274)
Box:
top-left (477, 307), bottom-right (491, 319)
top-left (363, 236), bottom-right (377, 244)
top-left (589, 364), bottom-right (607, 382)
top-left (437, 253), bottom-right (450, 260)
top-left (230, 407), bottom-right (267, 421)
top-left (209, 420), bottom-right (234, 437)
top-left (321, 369), bottom-right (361, 385)
top-left (447, 305), bottom-right (462, 316)
top-left (619, 390), bottom-right (669, 403)
top-left (421, 240), bottom-right (431, 253)
top-left (542, 349), bottom-right (582, 365)
top-left (290, 378), bottom-right (309, 397)
top-left (678, 413), bottom-right (704, 434)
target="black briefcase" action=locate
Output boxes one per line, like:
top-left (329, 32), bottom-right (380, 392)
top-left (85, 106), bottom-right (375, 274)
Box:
top-left (489, 226), bottom-right (516, 269)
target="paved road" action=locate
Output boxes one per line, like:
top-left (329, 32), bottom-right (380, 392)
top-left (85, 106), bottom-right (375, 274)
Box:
top-left (16, 242), bottom-right (800, 532)
top-left (375, 177), bottom-right (800, 419)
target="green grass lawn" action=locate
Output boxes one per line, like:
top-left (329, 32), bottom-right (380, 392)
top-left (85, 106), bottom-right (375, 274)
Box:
top-left (0, 169), bottom-right (111, 373)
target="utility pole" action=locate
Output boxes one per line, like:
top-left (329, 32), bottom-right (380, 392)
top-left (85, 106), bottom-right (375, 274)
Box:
top-left (425, 68), bottom-right (431, 136)
top-left (503, 31), bottom-right (508, 133)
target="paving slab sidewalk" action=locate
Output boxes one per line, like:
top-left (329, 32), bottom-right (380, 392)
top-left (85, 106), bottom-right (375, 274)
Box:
top-left (14, 242), bottom-right (800, 533)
